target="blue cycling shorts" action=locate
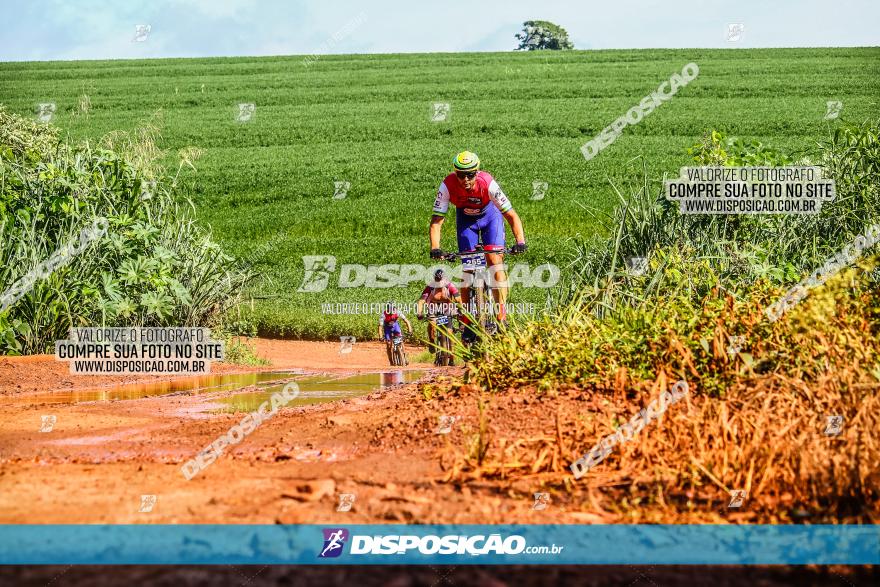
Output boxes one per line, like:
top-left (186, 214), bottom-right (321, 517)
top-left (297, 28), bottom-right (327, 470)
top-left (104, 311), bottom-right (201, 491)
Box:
top-left (455, 205), bottom-right (505, 252)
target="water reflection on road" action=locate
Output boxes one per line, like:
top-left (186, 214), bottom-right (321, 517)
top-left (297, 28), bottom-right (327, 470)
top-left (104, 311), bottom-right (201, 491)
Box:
top-left (3, 370), bottom-right (424, 408)
top-left (218, 370), bottom-right (424, 412)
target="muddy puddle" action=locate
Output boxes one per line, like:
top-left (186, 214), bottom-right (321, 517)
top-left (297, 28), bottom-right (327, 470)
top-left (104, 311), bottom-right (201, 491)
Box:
top-left (6, 371), bottom-right (305, 405)
top-left (3, 369), bottom-right (425, 410)
top-left (217, 370), bottom-right (425, 412)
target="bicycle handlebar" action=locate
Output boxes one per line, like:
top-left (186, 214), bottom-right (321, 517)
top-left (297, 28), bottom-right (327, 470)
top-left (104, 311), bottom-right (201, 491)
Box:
top-left (440, 245), bottom-right (517, 261)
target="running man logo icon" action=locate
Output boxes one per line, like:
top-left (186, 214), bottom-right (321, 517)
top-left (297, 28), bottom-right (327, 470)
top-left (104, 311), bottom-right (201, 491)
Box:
top-left (626, 256), bottom-right (649, 276)
top-left (139, 494), bottom-right (157, 513)
top-left (36, 103), bottom-right (56, 123)
top-left (531, 181), bottom-right (548, 201)
top-left (236, 103), bottom-right (255, 123)
top-left (337, 493), bottom-right (356, 512)
top-left (141, 180), bottom-right (157, 201)
top-left (297, 255), bottom-right (337, 293)
top-left (339, 336), bottom-right (355, 354)
top-left (431, 103), bottom-right (450, 122)
top-left (521, 25), bottom-right (541, 48)
top-left (824, 415), bottom-right (844, 436)
top-left (437, 415), bottom-right (458, 434)
top-left (728, 489), bottom-right (747, 508)
top-left (133, 24), bottom-right (151, 42)
top-left (333, 181), bottom-right (351, 200)
top-left (318, 528), bottom-right (349, 558)
top-left (824, 100), bottom-right (843, 121)
top-left (40, 415), bottom-right (57, 433)
top-left (727, 335), bottom-right (745, 357)
top-left (727, 23), bottom-right (744, 42)
top-left (532, 492), bottom-right (550, 511)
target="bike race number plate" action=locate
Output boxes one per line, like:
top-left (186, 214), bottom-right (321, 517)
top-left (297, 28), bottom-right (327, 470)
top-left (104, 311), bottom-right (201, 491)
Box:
top-left (436, 315), bottom-right (450, 326)
top-left (460, 252), bottom-right (487, 270)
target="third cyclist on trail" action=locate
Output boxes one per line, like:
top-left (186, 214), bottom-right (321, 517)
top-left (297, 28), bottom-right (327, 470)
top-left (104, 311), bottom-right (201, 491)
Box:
top-left (429, 151), bottom-right (526, 340)
top-left (378, 302), bottom-right (413, 364)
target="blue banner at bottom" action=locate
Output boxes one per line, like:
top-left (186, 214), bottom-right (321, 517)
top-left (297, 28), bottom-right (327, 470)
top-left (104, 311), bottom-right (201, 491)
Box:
top-left (0, 525), bottom-right (877, 565)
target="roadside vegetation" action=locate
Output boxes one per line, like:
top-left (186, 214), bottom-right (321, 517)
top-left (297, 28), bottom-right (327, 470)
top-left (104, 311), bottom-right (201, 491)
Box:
top-left (2, 48), bottom-right (877, 338)
top-left (481, 122), bottom-right (880, 393)
top-left (0, 108), bottom-right (253, 355)
top-left (444, 121), bottom-right (880, 522)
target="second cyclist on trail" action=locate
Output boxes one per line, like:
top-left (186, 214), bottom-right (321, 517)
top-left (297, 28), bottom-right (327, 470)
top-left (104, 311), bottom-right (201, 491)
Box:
top-left (429, 151), bottom-right (527, 339)
top-left (416, 268), bottom-right (462, 353)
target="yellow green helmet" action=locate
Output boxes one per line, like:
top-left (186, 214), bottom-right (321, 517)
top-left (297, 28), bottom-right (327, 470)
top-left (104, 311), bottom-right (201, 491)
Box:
top-left (453, 151), bottom-right (480, 172)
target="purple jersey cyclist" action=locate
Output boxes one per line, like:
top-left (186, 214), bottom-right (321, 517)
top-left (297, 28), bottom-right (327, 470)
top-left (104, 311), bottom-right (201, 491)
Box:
top-left (378, 303), bottom-right (412, 364)
top-left (429, 151), bottom-right (526, 325)
top-left (378, 304), bottom-right (412, 341)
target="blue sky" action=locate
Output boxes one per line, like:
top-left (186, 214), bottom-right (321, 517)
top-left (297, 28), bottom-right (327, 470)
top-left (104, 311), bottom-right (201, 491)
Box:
top-left (2, 0), bottom-right (878, 62)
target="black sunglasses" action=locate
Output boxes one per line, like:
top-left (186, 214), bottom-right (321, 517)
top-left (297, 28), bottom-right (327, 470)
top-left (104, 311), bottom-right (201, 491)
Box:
top-left (455, 170), bottom-right (478, 179)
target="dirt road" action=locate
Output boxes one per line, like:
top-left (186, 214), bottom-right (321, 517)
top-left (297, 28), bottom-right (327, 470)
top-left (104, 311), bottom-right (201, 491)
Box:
top-left (1, 339), bottom-right (876, 587)
top-left (0, 339), bottom-right (584, 524)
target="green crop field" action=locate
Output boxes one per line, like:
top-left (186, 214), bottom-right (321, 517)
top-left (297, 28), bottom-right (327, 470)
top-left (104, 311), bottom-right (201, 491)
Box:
top-left (1, 48), bottom-right (878, 339)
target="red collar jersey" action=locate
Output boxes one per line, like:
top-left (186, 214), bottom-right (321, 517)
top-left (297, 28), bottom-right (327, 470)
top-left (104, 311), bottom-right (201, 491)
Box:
top-left (433, 171), bottom-right (513, 217)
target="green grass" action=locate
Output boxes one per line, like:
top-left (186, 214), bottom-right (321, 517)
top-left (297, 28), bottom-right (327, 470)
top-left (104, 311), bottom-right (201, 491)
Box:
top-left (412, 350), bottom-right (434, 364)
top-left (1, 48), bottom-right (878, 339)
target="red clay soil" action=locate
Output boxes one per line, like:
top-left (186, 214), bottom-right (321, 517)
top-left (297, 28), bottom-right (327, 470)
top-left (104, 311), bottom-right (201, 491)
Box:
top-left (0, 339), bottom-right (867, 527)
top-left (0, 339), bottom-right (578, 524)
top-left (0, 340), bottom-right (875, 586)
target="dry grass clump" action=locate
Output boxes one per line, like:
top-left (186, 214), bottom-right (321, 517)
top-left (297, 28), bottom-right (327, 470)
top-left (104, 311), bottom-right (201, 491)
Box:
top-left (441, 268), bottom-right (880, 522)
top-left (440, 370), bottom-right (879, 523)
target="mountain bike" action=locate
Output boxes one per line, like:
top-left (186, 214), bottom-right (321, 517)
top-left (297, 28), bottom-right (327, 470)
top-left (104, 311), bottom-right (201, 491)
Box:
top-left (390, 334), bottom-right (408, 366)
top-left (441, 244), bottom-right (515, 339)
top-left (432, 313), bottom-right (455, 366)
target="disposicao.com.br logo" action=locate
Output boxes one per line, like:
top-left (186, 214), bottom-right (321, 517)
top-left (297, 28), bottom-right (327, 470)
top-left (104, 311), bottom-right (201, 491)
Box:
top-left (317, 528), bottom-right (564, 558)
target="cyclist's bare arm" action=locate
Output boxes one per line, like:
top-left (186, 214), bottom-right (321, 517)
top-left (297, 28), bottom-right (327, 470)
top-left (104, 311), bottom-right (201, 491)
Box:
top-left (502, 209), bottom-right (525, 244)
top-left (430, 183), bottom-right (451, 250)
top-left (429, 215), bottom-right (444, 249)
